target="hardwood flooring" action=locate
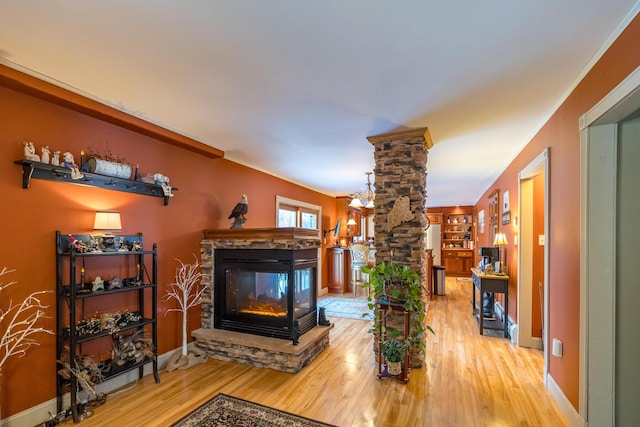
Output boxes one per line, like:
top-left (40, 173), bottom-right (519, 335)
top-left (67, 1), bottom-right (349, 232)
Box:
top-left (64, 278), bottom-right (569, 426)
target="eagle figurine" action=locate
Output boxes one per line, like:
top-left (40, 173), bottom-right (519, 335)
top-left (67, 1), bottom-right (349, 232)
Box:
top-left (228, 194), bottom-right (248, 229)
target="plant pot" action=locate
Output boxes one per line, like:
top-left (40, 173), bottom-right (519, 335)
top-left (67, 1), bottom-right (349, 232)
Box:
top-left (387, 360), bottom-right (402, 376)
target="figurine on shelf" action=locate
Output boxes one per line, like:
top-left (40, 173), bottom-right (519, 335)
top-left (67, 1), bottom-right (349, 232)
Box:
top-left (153, 173), bottom-right (173, 197)
top-left (41, 145), bottom-right (51, 164)
top-left (108, 276), bottom-right (123, 290)
top-left (51, 150), bottom-right (61, 166)
top-left (92, 276), bottom-right (104, 292)
top-left (62, 152), bottom-right (84, 180)
top-left (68, 234), bottom-right (88, 252)
top-left (22, 141), bottom-right (40, 162)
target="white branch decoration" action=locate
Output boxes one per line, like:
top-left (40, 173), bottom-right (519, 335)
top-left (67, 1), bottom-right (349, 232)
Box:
top-left (164, 256), bottom-right (204, 358)
top-left (0, 266), bottom-right (54, 371)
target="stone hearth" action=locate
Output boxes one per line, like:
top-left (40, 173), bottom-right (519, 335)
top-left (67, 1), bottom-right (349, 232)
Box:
top-left (192, 323), bottom-right (333, 373)
top-left (194, 228), bottom-right (331, 373)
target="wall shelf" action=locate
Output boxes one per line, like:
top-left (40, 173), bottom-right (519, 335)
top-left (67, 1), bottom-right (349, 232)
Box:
top-left (15, 160), bottom-right (177, 205)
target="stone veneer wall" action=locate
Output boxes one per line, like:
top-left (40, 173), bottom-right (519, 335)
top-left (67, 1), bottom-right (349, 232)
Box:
top-left (367, 128), bottom-right (432, 367)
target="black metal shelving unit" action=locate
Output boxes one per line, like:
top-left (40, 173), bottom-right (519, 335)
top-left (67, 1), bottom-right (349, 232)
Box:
top-left (55, 231), bottom-right (160, 423)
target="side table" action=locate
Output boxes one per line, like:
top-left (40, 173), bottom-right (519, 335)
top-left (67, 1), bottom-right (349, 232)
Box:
top-left (471, 268), bottom-right (510, 338)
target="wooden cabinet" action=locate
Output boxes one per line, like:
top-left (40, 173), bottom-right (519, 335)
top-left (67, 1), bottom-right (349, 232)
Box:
top-left (442, 249), bottom-right (474, 277)
top-left (327, 247), bottom-right (351, 293)
top-left (427, 213), bottom-right (442, 225)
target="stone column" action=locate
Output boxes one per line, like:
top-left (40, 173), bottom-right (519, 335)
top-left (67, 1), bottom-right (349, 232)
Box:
top-left (367, 127), bottom-right (432, 368)
top-left (367, 127), bottom-right (432, 282)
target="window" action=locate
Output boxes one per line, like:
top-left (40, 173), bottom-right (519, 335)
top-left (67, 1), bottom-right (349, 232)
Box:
top-left (276, 196), bottom-right (321, 233)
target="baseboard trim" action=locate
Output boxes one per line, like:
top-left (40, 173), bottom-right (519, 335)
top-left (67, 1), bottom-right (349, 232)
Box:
top-left (546, 372), bottom-right (585, 427)
top-left (2, 347), bottom-right (178, 427)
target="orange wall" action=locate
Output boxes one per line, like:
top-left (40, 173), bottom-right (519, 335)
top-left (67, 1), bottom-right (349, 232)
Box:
top-left (0, 80), bottom-right (337, 417)
top-left (474, 14), bottom-right (640, 411)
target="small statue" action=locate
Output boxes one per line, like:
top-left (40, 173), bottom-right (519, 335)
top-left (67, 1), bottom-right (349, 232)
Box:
top-left (108, 276), bottom-right (123, 290)
top-left (228, 194), bottom-right (249, 229)
top-left (22, 141), bottom-right (40, 162)
top-left (153, 173), bottom-right (173, 197)
top-left (62, 152), bottom-right (84, 180)
top-left (68, 234), bottom-right (88, 252)
top-left (51, 150), bottom-right (61, 166)
top-left (92, 276), bottom-right (104, 292)
top-left (41, 145), bottom-right (51, 164)
top-left (291, 320), bottom-right (301, 346)
top-left (318, 307), bottom-right (331, 326)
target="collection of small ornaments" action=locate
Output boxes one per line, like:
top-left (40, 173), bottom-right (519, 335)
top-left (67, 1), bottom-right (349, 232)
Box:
top-left (64, 310), bottom-right (143, 336)
top-left (21, 141), bottom-right (174, 196)
top-left (69, 234), bottom-right (144, 253)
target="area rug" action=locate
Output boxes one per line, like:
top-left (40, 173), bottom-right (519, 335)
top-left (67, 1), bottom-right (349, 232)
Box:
top-left (317, 296), bottom-right (373, 321)
top-left (171, 393), bottom-right (337, 427)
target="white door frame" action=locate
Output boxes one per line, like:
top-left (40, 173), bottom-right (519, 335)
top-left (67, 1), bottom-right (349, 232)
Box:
top-left (517, 148), bottom-right (549, 374)
top-left (579, 64), bottom-right (640, 425)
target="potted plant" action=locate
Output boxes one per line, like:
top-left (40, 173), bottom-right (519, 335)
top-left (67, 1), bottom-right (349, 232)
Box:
top-left (362, 262), bottom-right (434, 365)
top-left (381, 339), bottom-right (408, 376)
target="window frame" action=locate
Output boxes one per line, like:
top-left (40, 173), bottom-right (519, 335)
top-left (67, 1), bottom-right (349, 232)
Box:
top-left (275, 196), bottom-right (322, 237)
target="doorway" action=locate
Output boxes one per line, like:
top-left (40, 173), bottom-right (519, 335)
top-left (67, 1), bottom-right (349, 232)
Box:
top-left (518, 148), bottom-right (549, 378)
top-left (580, 65), bottom-right (640, 425)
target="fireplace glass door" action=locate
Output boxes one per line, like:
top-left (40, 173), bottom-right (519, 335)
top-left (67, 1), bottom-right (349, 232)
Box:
top-left (214, 248), bottom-right (317, 340)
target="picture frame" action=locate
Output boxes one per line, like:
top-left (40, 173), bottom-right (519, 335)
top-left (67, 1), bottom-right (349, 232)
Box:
top-left (503, 190), bottom-right (510, 213)
top-left (478, 210), bottom-right (485, 234)
top-left (502, 211), bottom-right (511, 225)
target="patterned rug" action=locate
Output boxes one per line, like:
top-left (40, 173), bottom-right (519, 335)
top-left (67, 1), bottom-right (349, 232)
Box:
top-left (318, 296), bottom-right (373, 321)
top-left (171, 393), bottom-right (337, 426)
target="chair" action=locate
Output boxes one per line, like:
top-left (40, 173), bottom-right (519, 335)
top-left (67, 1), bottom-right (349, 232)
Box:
top-left (349, 243), bottom-right (370, 297)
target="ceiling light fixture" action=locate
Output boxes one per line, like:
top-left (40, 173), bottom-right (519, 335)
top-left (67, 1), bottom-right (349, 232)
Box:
top-left (349, 172), bottom-right (375, 209)
top-left (363, 172), bottom-right (375, 209)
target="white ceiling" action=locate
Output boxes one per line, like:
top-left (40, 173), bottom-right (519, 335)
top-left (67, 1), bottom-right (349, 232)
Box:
top-left (1, 1), bottom-right (638, 207)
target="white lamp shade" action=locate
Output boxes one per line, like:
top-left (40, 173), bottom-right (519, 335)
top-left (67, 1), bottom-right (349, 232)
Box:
top-left (349, 197), bottom-right (363, 208)
top-left (493, 232), bottom-right (508, 246)
top-left (346, 218), bottom-right (357, 226)
top-left (94, 211), bottom-right (122, 232)
top-left (365, 198), bottom-right (375, 209)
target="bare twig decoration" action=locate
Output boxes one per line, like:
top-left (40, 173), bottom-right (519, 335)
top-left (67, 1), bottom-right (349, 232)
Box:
top-left (164, 256), bottom-right (207, 370)
top-left (0, 266), bottom-right (54, 371)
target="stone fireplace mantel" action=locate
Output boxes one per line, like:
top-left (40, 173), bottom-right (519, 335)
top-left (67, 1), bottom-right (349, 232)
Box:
top-left (203, 227), bottom-right (320, 242)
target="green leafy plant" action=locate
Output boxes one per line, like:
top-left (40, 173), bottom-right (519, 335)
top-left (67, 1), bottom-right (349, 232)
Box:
top-left (362, 262), bottom-right (434, 354)
top-left (381, 339), bottom-right (408, 363)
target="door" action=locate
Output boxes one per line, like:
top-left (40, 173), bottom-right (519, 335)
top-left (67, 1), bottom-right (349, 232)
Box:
top-left (518, 149), bottom-right (548, 360)
top-left (580, 65), bottom-right (640, 425)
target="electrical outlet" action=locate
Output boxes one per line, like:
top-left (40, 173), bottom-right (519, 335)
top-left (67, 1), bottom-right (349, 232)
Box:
top-left (538, 235), bottom-right (545, 246)
top-left (552, 338), bottom-right (563, 357)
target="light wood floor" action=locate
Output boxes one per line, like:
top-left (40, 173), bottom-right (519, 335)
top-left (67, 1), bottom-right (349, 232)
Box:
top-left (64, 278), bottom-right (569, 426)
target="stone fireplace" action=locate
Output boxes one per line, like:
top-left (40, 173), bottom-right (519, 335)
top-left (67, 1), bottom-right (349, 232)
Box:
top-left (193, 228), bottom-right (333, 373)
